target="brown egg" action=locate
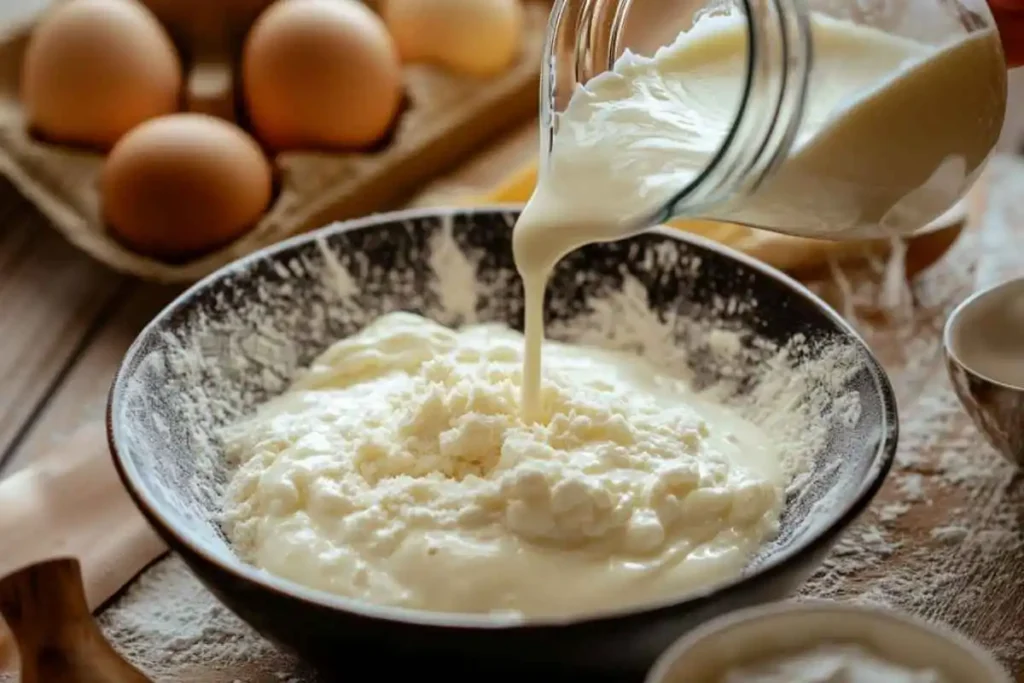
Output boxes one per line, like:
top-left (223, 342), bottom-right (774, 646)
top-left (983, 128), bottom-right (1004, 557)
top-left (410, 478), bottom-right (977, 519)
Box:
top-left (383, 0), bottom-right (524, 77)
top-left (242, 0), bottom-right (403, 151)
top-left (101, 113), bottom-right (273, 259)
top-left (21, 0), bottom-right (182, 150)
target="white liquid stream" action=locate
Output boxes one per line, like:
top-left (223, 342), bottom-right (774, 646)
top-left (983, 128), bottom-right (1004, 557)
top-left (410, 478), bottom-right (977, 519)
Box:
top-left (515, 12), bottom-right (1005, 417)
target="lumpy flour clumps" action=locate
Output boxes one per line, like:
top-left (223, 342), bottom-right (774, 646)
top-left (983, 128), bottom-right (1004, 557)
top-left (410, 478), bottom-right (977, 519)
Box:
top-left (221, 312), bottom-right (794, 617)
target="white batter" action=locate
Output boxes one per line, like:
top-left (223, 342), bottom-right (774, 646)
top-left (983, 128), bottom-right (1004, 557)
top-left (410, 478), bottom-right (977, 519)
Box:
top-left (720, 643), bottom-right (947, 683)
top-left (223, 312), bottom-right (785, 617)
top-left (515, 12), bottom-right (1004, 416)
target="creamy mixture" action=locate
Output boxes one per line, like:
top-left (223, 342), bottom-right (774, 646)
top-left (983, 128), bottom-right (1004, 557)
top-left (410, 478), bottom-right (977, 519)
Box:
top-left (515, 11), bottom-right (1004, 416)
top-left (719, 643), bottom-right (947, 683)
top-left (223, 312), bottom-right (785, 616)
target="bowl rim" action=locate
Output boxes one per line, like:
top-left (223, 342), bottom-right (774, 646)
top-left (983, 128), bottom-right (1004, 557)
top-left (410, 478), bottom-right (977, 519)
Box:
top-left (644, 599), bottom-right (1013, 683)
top-left (107, 204), bottom-right (899, 630)
top-left (943, 275), bottom-right (1024, 391)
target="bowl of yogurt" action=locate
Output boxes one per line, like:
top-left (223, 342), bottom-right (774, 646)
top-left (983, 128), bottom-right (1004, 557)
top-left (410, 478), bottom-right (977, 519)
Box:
top-left (645, 601), bottom-right (1012, 683)
top-left (108, 206), bottom-right (898, 679)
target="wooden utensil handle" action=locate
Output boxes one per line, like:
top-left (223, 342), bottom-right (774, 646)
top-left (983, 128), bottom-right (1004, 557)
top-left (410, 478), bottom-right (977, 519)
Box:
top-left (0, 558), bottom-right (151, 683)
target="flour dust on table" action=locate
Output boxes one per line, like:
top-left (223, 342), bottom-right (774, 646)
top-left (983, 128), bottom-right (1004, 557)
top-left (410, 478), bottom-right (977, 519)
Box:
top-left (97, 555), bottom-right (308, 683)
top-left (798, 169), bottom-right (1024, 671)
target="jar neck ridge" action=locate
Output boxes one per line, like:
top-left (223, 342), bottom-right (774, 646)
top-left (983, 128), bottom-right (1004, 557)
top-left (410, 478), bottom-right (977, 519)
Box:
top-left (542, 0), bottom-right (814, 225)
top-left (663, 0), bottom-right (814, 222)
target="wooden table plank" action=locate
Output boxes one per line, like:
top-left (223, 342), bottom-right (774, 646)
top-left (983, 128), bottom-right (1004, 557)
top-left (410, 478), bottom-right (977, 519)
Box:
top-left (5, 281), bottom-right (179, 473)
top-left (0, 184), bottom-right (124, 468)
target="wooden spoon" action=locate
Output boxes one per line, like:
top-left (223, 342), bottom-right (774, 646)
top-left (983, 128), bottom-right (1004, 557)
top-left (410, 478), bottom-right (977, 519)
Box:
top-left (0, 558), bottom-right (151, 683)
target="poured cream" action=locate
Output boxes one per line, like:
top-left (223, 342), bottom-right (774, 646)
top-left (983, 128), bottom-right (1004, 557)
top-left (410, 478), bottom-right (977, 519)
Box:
top-left (515, 13), bottom-right (1005, 416)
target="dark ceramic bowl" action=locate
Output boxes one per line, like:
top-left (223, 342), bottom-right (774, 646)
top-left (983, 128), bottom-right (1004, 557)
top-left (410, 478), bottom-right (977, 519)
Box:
top-left (108, 207), bottom-right (898, 681)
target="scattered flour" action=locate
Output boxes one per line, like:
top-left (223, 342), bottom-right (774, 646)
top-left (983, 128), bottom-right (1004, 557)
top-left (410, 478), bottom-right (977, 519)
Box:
top-left (799, 175), bottom-right (1024, 671)
top-left (897, 474), bottom-right (929, 503)
top-left (930, 526), bottom-right (970, 544)
top-left (96, 556), bottom-right (309, 683)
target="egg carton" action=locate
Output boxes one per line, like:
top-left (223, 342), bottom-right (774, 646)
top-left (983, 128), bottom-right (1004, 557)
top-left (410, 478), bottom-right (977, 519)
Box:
top-left (0, 2), bottom-right (548, 284)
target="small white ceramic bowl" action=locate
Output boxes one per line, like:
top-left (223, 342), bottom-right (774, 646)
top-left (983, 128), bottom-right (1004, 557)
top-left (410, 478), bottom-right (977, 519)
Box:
top-left (645, 600), bottom-right (1012, 683)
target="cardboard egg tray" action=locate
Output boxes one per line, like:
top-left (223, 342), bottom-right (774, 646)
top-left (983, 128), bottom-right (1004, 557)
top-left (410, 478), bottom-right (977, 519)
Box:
top-left (0, 2), bottom-right (548, 283)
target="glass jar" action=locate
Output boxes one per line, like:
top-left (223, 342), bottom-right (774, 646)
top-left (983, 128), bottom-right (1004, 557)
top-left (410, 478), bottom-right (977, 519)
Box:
top-left (539, 0), bottom-right (1008, 240)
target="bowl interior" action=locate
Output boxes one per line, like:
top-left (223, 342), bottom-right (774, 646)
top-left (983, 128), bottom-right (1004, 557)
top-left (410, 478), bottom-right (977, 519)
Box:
top-left (110, 208), bottom-right (896, 622)
top-left (647, 602), bottom-right (1011, 683)
top-left (945, 276), bottom-right (1024, 390)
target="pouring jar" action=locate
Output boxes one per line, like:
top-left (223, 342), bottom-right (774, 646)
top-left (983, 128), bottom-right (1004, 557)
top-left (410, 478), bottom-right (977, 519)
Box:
top-left (540, 0), bottom-right (1008, 240)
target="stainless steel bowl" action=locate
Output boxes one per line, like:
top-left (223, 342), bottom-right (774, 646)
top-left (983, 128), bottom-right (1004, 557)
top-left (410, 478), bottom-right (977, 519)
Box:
top-left (945, 276), bottom-right (1024, 466)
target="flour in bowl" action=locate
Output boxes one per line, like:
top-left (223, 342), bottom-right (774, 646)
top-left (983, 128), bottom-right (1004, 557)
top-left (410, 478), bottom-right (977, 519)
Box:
top-left (719, 643), bottom-right (947, 683)
top-left (221, 311), bottom-right (793, 617)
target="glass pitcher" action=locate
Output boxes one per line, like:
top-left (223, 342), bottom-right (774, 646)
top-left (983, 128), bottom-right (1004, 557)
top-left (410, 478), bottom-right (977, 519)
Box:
top-left (538, 0), bottom-right (1008, 241)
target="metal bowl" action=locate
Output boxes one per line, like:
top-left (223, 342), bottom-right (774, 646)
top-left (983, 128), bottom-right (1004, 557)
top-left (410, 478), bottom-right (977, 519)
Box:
top-left (107, 207), bottom-right (898, 680)
top-left (945, 276), bottom-right (1024, 467)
